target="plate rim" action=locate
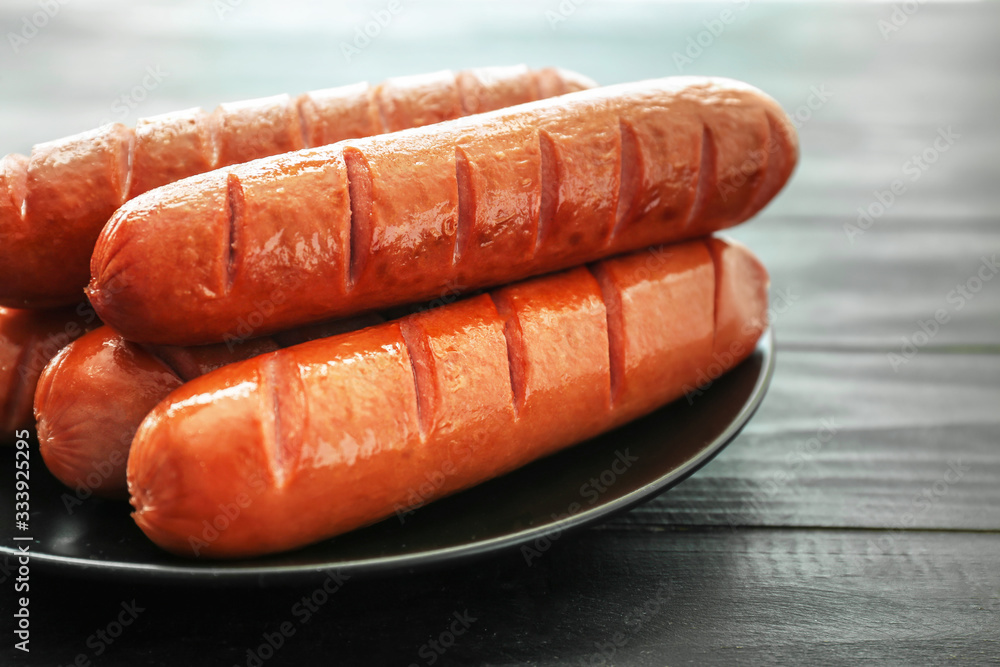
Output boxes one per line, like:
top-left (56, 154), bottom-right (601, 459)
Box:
top-left (9, 328), bottom-right (775, 583)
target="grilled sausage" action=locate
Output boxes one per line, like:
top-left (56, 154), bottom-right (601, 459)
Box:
top-left (35, 315), bottom-right (382, 498)
top-left (89, 76), bottom-right (797, 346)
top-left (0, 66), bottom-right (594, 309)
top-left (126, 236), bottom-right (769, 558)
top-left (0, 305), bottom-right (98, 438)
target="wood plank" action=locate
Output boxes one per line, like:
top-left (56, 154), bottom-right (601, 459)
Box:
top-left (619, 350), bottom-right (1000, 532)
top-left (7, 529), bottom-right (998, 665)
top-left (728, 218), bottom-right (1000, 348)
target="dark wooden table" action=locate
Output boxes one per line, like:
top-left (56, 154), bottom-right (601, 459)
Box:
top-left (2, 1), bottom-right (998, 664)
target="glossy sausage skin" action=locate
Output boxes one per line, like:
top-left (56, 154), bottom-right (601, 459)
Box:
top-left (0, 66), bottom-right (593, 309)
top-left (90, 76), bottom-right (797, 346)
top-left (35, 315), bottom-right (382, 498)
top-left (0, 306), bottom-right (99, 438)
top-left (127, 237), bottom-right (769, 558)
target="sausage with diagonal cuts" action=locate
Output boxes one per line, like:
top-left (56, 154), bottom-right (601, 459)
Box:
top-left (126, 236), bottom-right (769, 558)
top-left (34, 315), bottom-right (383, 498)
top-left (0, 66), bottom-right (592, 308)
top-left (0, 306), bottom-right (98, 438)
top-left (88, 76), bottom-right (796, 346)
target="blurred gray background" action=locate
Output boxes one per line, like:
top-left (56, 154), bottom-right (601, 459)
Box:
top-left (2, 0), bottom-right (998, 219)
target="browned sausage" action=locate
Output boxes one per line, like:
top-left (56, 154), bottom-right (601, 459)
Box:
top-left (0, 305), bottom-right (98, 438)
top-left (0, 66), bottom-right (594, 309)
top-left (34, 314), bottom-right (383, 498)
top-left (126, 236), bottom-right (769, 558)
top-left (89, 76), bottom-right (797, 346)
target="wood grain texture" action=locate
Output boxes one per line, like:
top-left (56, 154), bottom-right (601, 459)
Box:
top-left (621, 351), bottom-right (1000, 533)
top-left (8, 530), bottom-right (998, 666)
top-left (0, 1), bottom-right (997, 665)
top-left (728, 218), bottom-right (1000, 348)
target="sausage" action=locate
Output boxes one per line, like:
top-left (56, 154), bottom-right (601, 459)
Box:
top-left (35, 315), bottom-right (382, 498)
top-left (89, 76), bottom-right (797, 346)
top-left (0, 66), bottom-right (594, 309)
top-left (0, 305), bottom-right (98, 439)
top-left (126, 236), bottom-right (769, 558)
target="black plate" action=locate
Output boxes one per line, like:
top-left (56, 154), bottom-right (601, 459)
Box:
top-left (1, 330), bottom-right (773, 583)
